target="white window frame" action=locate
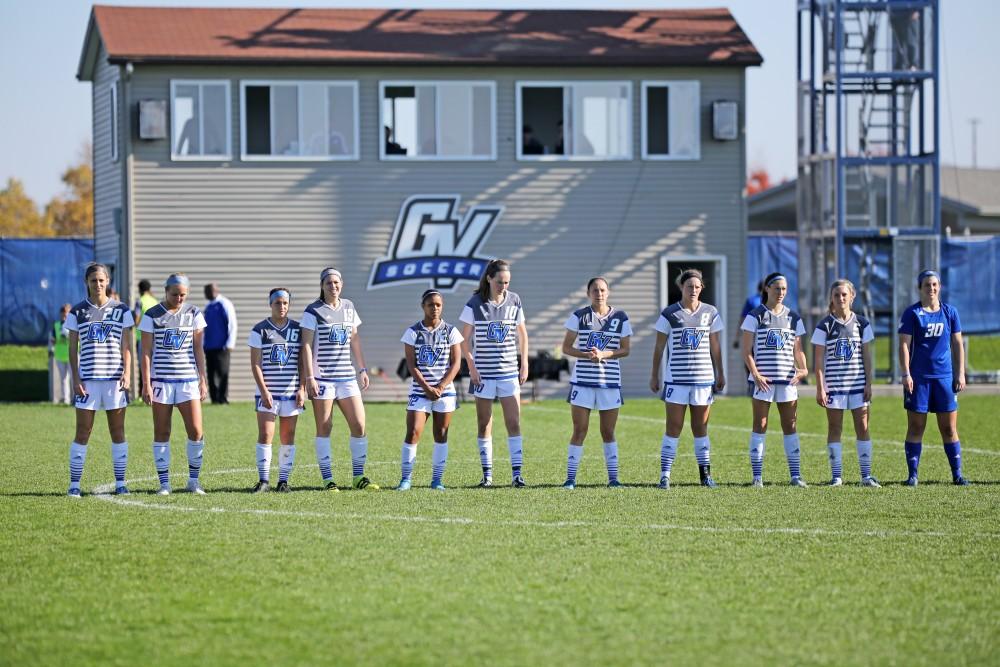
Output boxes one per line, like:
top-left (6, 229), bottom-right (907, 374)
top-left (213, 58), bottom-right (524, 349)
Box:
top-left (239, 80), bottom-right (360, 162)
top-left (641, 80), bottom-right (701, 161)
top-left (170, 79), bottom-right (232, 161)
top-left (378, 80), bottom-right (497, 161)
top-left (110, 80), bottom-right (119, 163)
top-left (516, 81), bottom-right (633, 162)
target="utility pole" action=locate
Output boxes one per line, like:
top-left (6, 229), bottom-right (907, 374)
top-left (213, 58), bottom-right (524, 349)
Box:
top-left (969, 118), bottom-right (980, 168)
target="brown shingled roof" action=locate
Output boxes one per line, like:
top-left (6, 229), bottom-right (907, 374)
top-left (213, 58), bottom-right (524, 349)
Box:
top-left (79, 6), bottom-right (761, 78)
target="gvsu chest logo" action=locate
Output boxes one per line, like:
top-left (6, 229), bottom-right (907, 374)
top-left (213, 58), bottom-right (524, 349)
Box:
top-left (679, 328), bottom-right (705, 350)
top-left (417, 345), bottom-right (443, 366)
top-left (162, 329), bottom-right (188, 350)
top-left (269, 344), bottom-right (291, 366)
top-left (764, 329), bottom-right (793, 350)
top-left (327, 326), bottom-right (349, 345)
top-left (834, 339), bottom-right (855, 361)
top-left (368, 195), bottom-right (503, 291)
top-left (486, 322), bottom-right (511, 344)
top-left (586, 332), bottom-right (612, 351)
top-left (88, 323), bottom-right (114, 343)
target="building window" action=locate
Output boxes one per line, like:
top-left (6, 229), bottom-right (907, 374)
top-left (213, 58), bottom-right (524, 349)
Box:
top-left (170, 80), bottom-right (232, 160)
top-left (641, 81), bottom-right (701, 160)
top-left (110, 81), bottom-right (119, 162)
top-left (240, 81), bottom-right (358, 160)
top-left (516, 82), bottom-right (632, 160)
top-left (380, 81), bottom-right (495, 160)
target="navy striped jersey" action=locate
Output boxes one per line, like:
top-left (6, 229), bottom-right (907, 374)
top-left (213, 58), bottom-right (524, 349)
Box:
top-left (655, 302), bottom-right (724, 385)
top-left (139, 303), bottom-right (207, 382)
top-left (248, 318), bottom-right (302, 399)
top-left (63, 299), bottom-right (134, 381)
top-left (811, 313), bottom-right (874, 395)
top-left (897, 302), bottom-right (962, 379)
top-left (401, 320), bottom-right (464, 398)
top-left (741, 305), bottom-right (807, 384)
top-left (460, 292), bottom-right (525, 380)
top-left (565, 307), bottom-right (632, 388)
top-left (300, 299), bottom-right (361, 381)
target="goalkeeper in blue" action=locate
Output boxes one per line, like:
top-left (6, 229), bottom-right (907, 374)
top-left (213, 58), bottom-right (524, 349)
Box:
top-left (811, 279), bottom-right (880, 487)
top-left (897, 270), bottom-right (969, 486)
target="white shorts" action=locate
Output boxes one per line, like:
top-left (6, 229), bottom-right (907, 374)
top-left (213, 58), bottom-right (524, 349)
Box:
top-left (470, 377), bottom-right (520, 400)
top-left (74, 380), bottom-right (129, 411)
top-left (314, 379), bottom-right (361, 401)
top-left (824, 392), bottom-right (868, 411)
top-left (407, 394), bottom-right (458, 414)
top-left (568, 385), bottom-right (623, 411)
top-left (752, 383), bottom-right (799, 403)
top-left (151, 380), bottom-right (200, 405)
top-left (256, 396), bottom-right (305, 417)
top-left (662, 384), bottom-right (714, 406)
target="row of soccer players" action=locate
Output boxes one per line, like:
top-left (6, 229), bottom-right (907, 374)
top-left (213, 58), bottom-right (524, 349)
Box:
top-left (63, 260), bottom-right (968, 496)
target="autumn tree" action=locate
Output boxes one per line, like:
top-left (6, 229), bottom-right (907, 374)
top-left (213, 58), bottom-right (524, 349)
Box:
top-left (43, 143), bottom-right (94, 237)
top-left (746, 168), bottom-right (773, 196)
top-left (0, 178), bottom-right (51, 237)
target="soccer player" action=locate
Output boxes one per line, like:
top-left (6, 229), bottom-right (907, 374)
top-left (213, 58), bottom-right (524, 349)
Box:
top-left (741, 273), bottom-right (809, 487)
top-left (560, 277), bottom-right (631, 489)
top-left (139, 273), bottom-right (208, 495)
top-left (248, 288), bottom-right (305, 493)
top-left (397, 289), bottom-right (464, 491)
top-left (812, 279), bottom-right (880, 487)
top-left (650, 269), bottom-right (726, 489)
top-left (460, 259), bottom-right (529, 487)
top-left (299, 268), bottom-right (378, 491)
top-left (898, 270), bottom-right (968, 486)
top-left (64, 263), bottom-right (134, 497)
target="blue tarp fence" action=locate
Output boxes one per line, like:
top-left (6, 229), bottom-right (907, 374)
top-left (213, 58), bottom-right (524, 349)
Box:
top-left (746, 234), bottom-right (1000, 334)
top-left (0, 238), bottom-right (95, 344)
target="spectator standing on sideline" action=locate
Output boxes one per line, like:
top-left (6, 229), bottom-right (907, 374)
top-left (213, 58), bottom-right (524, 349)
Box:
top-left (734, 281), bottom-right (764, 395)
top-left (134, 280), bottom-right (159, 386)
top-left (50, 303), bottom-right (73, 404)
top-left (203, 283), bottom-right (238, 404)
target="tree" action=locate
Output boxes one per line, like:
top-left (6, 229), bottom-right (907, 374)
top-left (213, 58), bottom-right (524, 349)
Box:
top-left (0, 178), bottom-right (51, 237)
top-left (746, 168), bottom-right (773, 196)
top-left (43, 143), bottom-right (93, 237)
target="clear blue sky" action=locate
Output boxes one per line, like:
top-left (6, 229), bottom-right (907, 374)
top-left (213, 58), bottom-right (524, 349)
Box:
top-left (1, 0), bottom-right (997, 204)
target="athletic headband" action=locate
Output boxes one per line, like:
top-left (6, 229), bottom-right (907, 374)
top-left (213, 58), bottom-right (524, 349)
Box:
top-left (269, 290), bottom-right (290, 304)
top-left (320, 268), bottom-right (342, 282)
top-left (917, 270), bottom-right (939, 286)
top-left (422, 289), bottom-right (442, 301)
top-left (164, 275), bottom-right (189, 288)
top-left (765, 274), bottom-right (787, 287)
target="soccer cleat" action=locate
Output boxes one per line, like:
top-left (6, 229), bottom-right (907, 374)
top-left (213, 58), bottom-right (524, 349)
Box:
top-left (353, 475), bottom-right (379, 491)
top-left (511, 475), bottom-right (527, 488)
top-left (477, 476), bottom-right (493, 488)
top-left (430, 481), bottom-right (446, 491)
top-left (157, 484), bottom-right (172, 496)
top-left (607, 479), bottom-right (623, 488)
top-left (67, 487), bottom-right (82, 498)
top-left (790, 477), bottom-right (808, 488)
top-left (251, 480), bottom-right (270, 494)
top-left (396, 479), bottom-right (412, 491)
top-left (905, 476), bottom-right (919, 487)
top-left (115, 485), bottom-right (130, 496)
top-left (562, 479), bottom-right (576, 490)
top-left (829, 477), bottom-right (843, 487)
top-left (186, 480), bottom-right (206, 495)
top-left (324, 480), bottom-right (340, 492)
top-left (701, 476), bottom-right (717, 489)
top-left (751, 477), bottom-right (764, 488)
top-left (953, 476), bottom-right (970, 486)
top-left (275, 481), bottom-right (291, 493)
top-left (861, 476), bottom-right (882, 488)
top-left (658, 476), bottom-right (670, 490)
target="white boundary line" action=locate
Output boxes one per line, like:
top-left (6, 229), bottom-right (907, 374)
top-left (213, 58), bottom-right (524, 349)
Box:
top-left (91, 469), bottom-right (1000, 541)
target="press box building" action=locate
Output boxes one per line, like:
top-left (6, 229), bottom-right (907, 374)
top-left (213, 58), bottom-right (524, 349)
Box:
top-left (78, 6), bottom-right (762, 400)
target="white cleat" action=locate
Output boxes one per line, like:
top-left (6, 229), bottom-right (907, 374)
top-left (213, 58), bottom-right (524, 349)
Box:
top-left (790, 477), bottom-right (808, 488)
top-left (156, 484), bottom-right (171, 496)
top-left (751, 477), bottom-right (764, 488)
top-left (829, 477), bottom-right (843, 487)
top-left (186, 480), bottom-right (206, 495)
top-left (861, 476), bottom-right (882, 488)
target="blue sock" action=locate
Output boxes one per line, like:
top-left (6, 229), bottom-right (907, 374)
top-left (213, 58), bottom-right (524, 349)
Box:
top-left (943, 441), bottom-right (962, 479)
top-left (904, 441), bottom-right (922, 479)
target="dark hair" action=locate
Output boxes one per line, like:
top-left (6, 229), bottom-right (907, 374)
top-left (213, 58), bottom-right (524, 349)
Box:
top-left (586, 276), bottom-right (609, 292)
top-left (475, 259), bottom-right (511, 301)
top-left (318, 267), bottom-right (342, 301)
top-left (138, 279), bottom-right (151, 293)
top-left (84, 262), bottom-right (109, 283)
top-left (675, 268), bottom-right (704, 289)
top-left (761, 272), bottom-right (786, 306)
top-left (421, 289), bottom-right (443, 305)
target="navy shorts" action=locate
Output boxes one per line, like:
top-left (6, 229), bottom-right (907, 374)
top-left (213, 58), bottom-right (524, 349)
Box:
top-left (904, 377), bottom-right (957, 414)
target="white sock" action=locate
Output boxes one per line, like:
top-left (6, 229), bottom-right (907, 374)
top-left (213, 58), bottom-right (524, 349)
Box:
top-left (256, 443), bottom-right (272, 482)
top-left (856, 440), bottom-right (873, 479)
top-left (186, 439), bottom-right (204, 482)
top-left (400, 443), bottom-right (417, 481)
top-left (660, 435), bottom-right (678, 477)
top-left (111, 441), bottom-right (128, 487)
top-left (566, 444), bottom-right (584, 482)
top-left (315, 437), bottom-right (332, 481)
top-left (603, 441), bottom-right (619, 482)
top-left (508, 436), bottom-right (523, 475)
top-left (350, 436), bottom-right (368, 478)
top-left (431, 442), bottom-right (448, 484)
top-left (153, 441), bottom-right (171, 487)
top-left (278, 444), bottom-right (296, 483)
top-left (783, 433), bottom-right (802, 480)
top-left (827, 441), bottom-right (843, 479)
top-left (694, 436), bottom-right (711, 466)
top-left (749, 432), bottom-right (766, 479)
top-left (478, 437), bottom-right (493, 477)
top-left (68, 442), bottom-right (88, 489)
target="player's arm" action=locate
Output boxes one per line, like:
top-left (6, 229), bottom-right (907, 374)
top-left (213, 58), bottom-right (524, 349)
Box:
top-left (609, 335), bottom-right (630, 360)
top-left (350, 331), bottom-right (369, 390)
top-left (862, 339), bottom-right (874, 402)
top-left (140, 330), bottom-right (154, 405)
top-left (193, 328), bottom-right (208, 401)
top-left (898, 333), bottom-right (914, 393)
top-left (790, 337), bottom-right (808, 386)
top-left (461, 323), bottom-right (480, 385)
top-left (120, 326), bottom-right (133, 393)
top-left (813, 343), bottom-right (828, 406)
top-left (299, 328), bottom-right (318, 398)
top-left (249, 347), bottom-right (272, 408)
top-left (404, 343), bottom-right (436, 398)
top-left (709, 331), bottom-right (725, 392)
top-left (951, 331), bottom-right (966, 393)
top-left (440, 342), bottom-right (463, 390)
top-left (649, 331), bottom-right (667, 393)
top-left (68, 330), bottom-right (85, 398)
top-left (561, 329), bottom-right (589, 360)
top-left (742, 329), bottom-right (769, 392)
top-left (517, 322), bottom-right (529, 385)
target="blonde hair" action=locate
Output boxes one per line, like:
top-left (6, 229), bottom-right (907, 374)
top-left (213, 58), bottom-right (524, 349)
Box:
top-left (827, 278), bottom-right (856, 313)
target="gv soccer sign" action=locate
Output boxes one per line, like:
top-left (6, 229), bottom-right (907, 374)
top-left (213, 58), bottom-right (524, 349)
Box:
top-left (368, 195), bottom-right (503, 291)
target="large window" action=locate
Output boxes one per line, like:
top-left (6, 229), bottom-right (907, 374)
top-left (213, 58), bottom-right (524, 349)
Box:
top-left (380, 81), bottom-right (495, 160)
top-left (517, 82), bottom-right (632, 160)
top-left (240, 81), bottom-right (359, 160)
top-left (110, 81), bottom-right (119, 162)
top-left (641, 81), bottom-right (701, 160)
top-left (170, 80), bottom-right (232, 160)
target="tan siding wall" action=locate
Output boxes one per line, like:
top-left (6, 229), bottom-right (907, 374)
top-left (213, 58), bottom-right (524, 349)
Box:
top-left (92, 46), bottom-right (121, 275)
top-left (124, 65), bottom-right (747, 401)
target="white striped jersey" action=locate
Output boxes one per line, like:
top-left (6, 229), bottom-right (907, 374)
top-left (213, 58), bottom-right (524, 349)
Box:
top-left (139, 303), bottom-right (207, 382)
top-left (655, 302), bottom-right (724, 386)
top-left (811, 313), bottom-right (874, 395)
top-left (565, 307), bottom-right (632, 388)
top-left (460, 292), bottom-right (525, 380)
top-left (300, 299), bottom-right (361, 382)
top-left (401, 320), bottom-right (464, 398)
top-left (248, 318), bottom-right (302, 399)
top-left (741, 305), bottom-right (807, 384)
top-left (63, 299), bottom-right (134, 381)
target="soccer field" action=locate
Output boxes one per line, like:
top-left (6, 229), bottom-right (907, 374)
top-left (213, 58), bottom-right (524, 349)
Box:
top-left (2, 396), bottom-right (998, 666)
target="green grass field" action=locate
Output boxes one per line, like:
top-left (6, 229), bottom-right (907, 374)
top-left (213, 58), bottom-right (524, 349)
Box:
top-left (2, 396), bottom-right (998, 666)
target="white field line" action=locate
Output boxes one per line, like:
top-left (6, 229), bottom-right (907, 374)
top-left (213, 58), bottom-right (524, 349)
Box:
top-left (523, 406), bottom-right (1000, 457)
top-left (90, 470), bottom-right (1000, 541)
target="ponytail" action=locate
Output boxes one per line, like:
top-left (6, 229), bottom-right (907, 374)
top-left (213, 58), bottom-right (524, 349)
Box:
top-left (475, 259), bottom-right (511, 301)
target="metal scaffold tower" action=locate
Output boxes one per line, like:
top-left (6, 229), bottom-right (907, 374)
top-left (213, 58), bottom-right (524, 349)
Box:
top-left (797, 0), bottom-right (939, 379)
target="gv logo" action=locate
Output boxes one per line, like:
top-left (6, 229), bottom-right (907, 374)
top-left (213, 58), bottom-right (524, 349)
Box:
top-left (89, 323), bottom-right (113, 343)
top-left (834, 339), bottom-right (854, 361)
top-left (328, 326), bottom-right (349, 345)
top-left (679, 328), bottom-right (705, 350)
top-left (163, 328), bottom-right (188, 350)
top-left (369, 195), bottom-right (503, 290)
top-left (270, 344), bottom-right (290, 366)
top-left (417, 345), bottom-right (443, 366)
top-left (586, 332), bottom-right (612, 351)
top-left (765, 329), bottom-right (792, 350)
top-left (486, 322), bottom-right (511, 344)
